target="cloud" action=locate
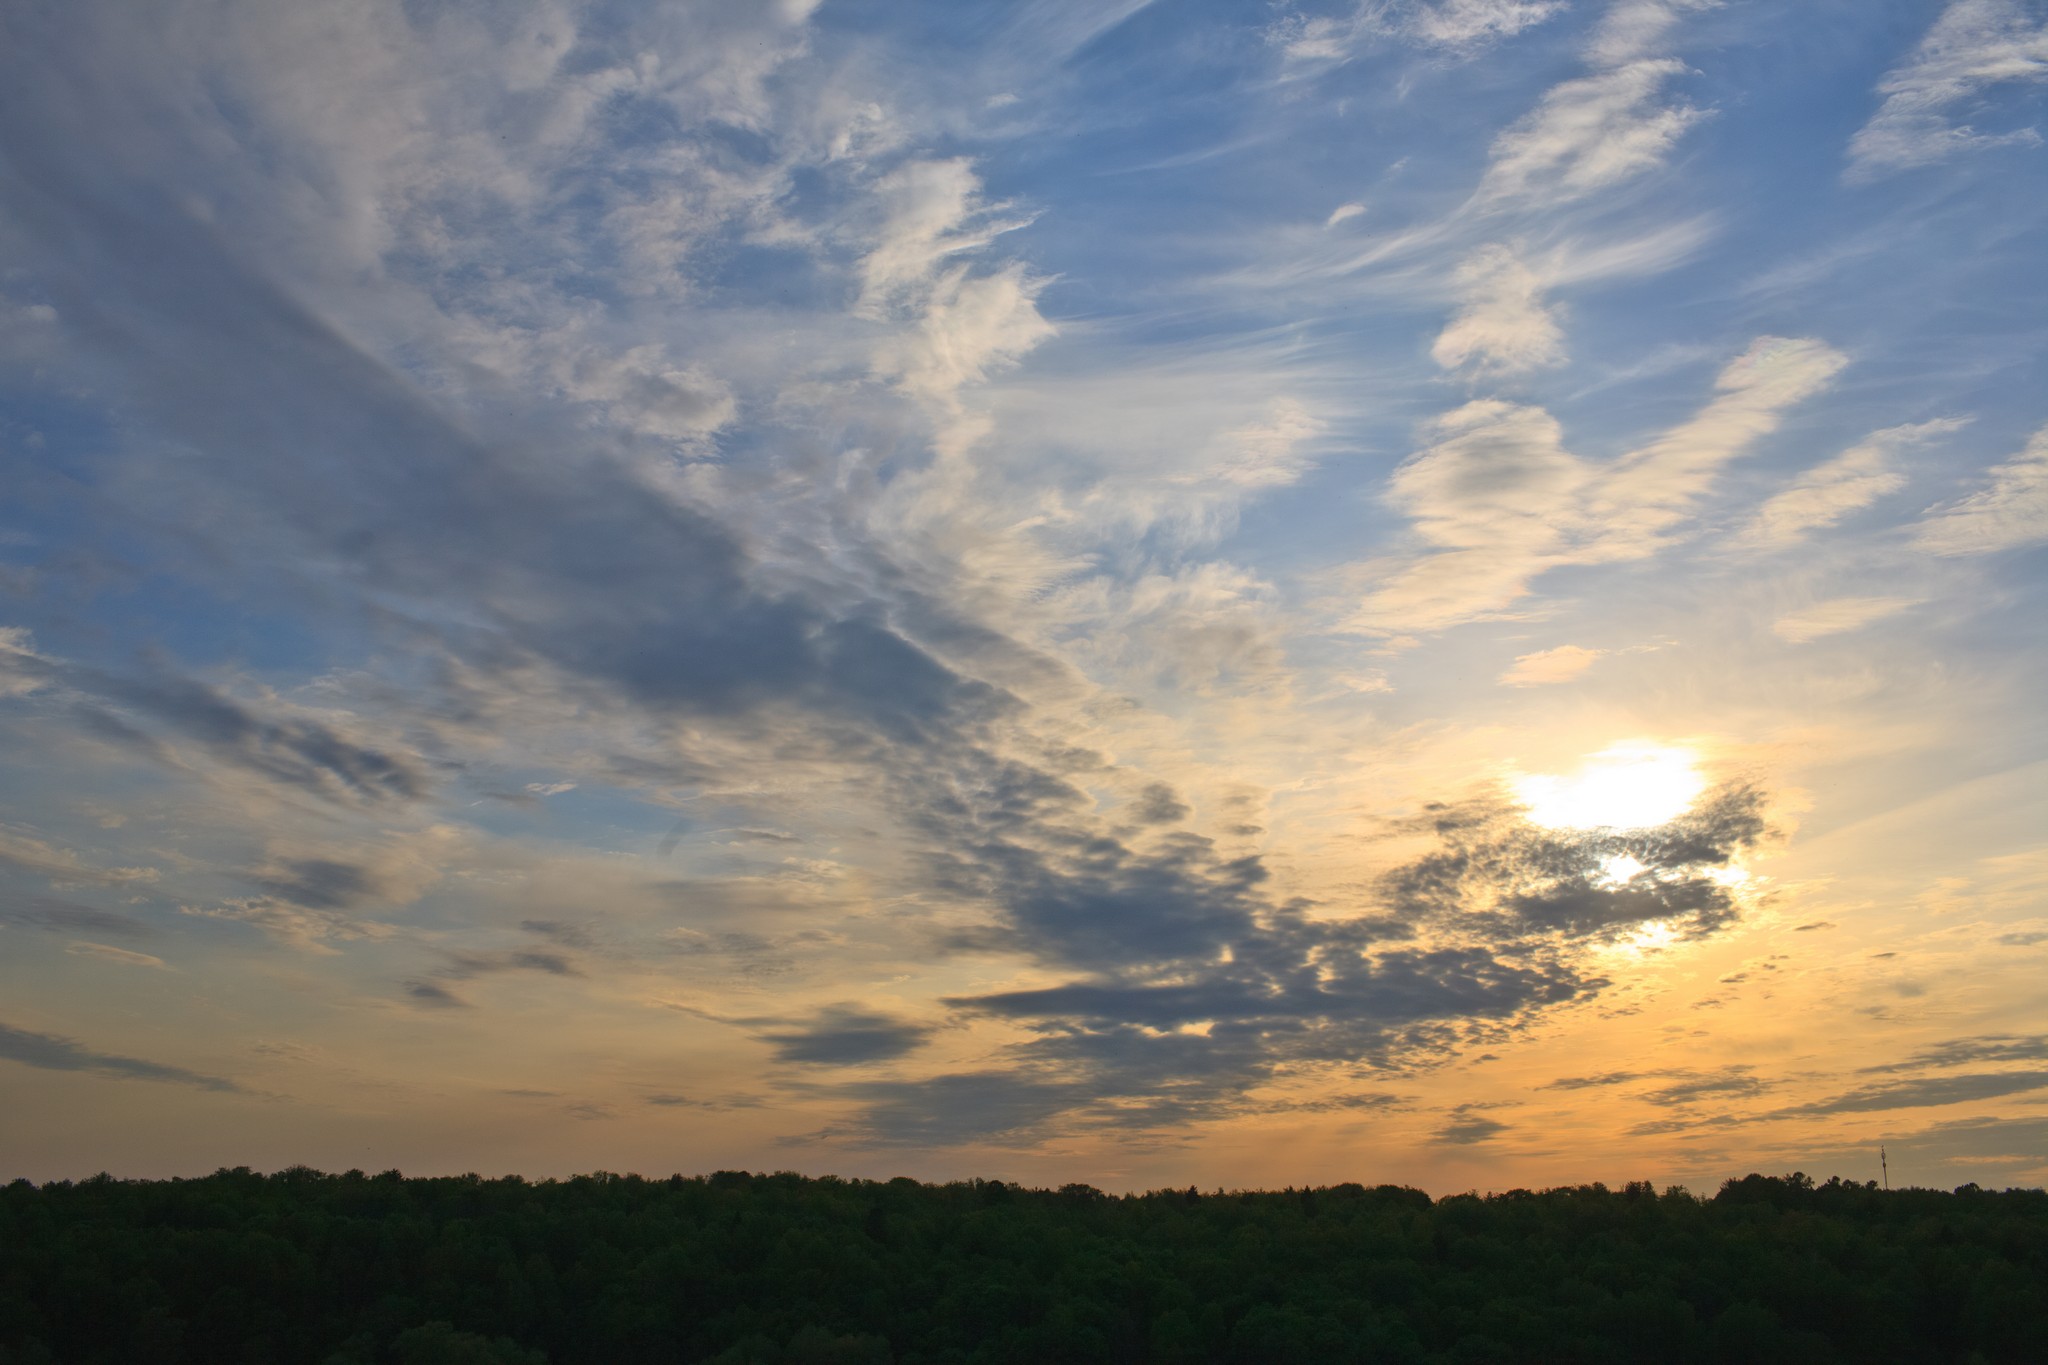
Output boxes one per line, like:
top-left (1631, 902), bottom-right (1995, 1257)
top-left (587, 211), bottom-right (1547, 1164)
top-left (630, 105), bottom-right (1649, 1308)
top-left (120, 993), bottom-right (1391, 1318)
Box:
top-left (846, 782), bottom-right (1771, 1144)
top-left (2, 895), bottom-right (154, 939)
top-left (1410, 0), bottom-right (1567, 51)
top-left (1478, 2), bottom-right (1720, 206)
top-left (1772, 596), bottom-right (1919, 644)
top-left (0, 635), bottom-right (430, 806)
top-left (0, 825), bottom-right (159, 890)
top-left (753, 1005), bottom-right (936, 1066)
top-left (1433, 1106), bottom-right (1510, 1144)
top-left (64, 941), bottom-right (168, 969)
top-left (1863, 1033), bottom-right (2048, 1073)
top-left (1589, 336), bottom-right (1849, 553)
top-left (1913, 423), bottom-right (2048, 555)
top-left (185, 897), bottom-right (398, 955)
top-left (1268, 0), bottom-right (1562, 70)
top-left (1499, 644), bottom-right (1604, 686)
top-left (1779, 1069), bottom-right (2048, 1117)
top-left (1355, 337), bottom-right (1844, 632)
top-left (183, 832), bottom-right (462, 951)
top-left (0, 1021), bottom-right (242, 1092)
top-left (857, 159), bottom-right (1031, 313)
top-left (249, 856), bottom-right (406, 911)
top-left (1737, 419), bottom-right (1965, 548)
top-left (1131, 782), bottom-right (1192, 825)
top-left (1543, 1069), bottom-right (1650, 1090)
top-left (1640, 1069), bottom-right (1770, 1106)
top-left (1431, 244), bottom-right (1567, 377)
top-left (404, 979), bottom-right (468, 1009)
top-left (1846, 0), bottom-right (2048, 180)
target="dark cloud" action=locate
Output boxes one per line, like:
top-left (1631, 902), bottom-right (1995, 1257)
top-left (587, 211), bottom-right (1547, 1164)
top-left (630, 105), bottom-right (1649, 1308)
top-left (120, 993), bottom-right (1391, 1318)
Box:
top-left (1379, 787), bottom-right (1767, 945)
top-left (1434, 1109), bottom-right (1509, 1145)
top-left (12, 647), bottom-right (429, 806)
top-left (1779, 1070), bottom-right (2048, 1117)
top-left (646, 1093), bottom-right (765, 1111)
top-left (2, 895), bottom-right (153, 940)
top-left (1995, 930), bottom-right (2048, 946)
top-left (1793, 921), bottom-right (1835, 932)
top-left (1641, 1070), bottom-right (1772, 1107)
top-left (1542, 1070), bottom-right (1650, 1090)
top-left (250, 858), bottom-right (382, 911)
top-left (520, 919), bottom-right (596, 949)
top-left (754, 1006), bottom-right (934, 1067)
top-left (404, 980), bottom-right (467, 1008)
top-left (0, 1020), bottom-right (242, 1092)
top-left (1864, 1034), bottom-right (2048, 1073)
top-left (858, 782), bottom-right (1765, 1144)
top-left (100, 669), bottom-right (428, 804)
top-left (430, 949), bottom-right (581, 983)
top-left (1131, 782), bottom-right (1190, 825)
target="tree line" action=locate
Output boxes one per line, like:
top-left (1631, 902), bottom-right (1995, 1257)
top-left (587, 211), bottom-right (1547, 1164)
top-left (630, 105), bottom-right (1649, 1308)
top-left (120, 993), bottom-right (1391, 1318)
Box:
top-left (1, 1166), bottom-right (2043, 1363)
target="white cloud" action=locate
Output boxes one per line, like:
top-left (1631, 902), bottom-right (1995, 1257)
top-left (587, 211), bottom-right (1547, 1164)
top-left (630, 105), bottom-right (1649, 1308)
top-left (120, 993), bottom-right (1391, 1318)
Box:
top-left (875, 262), bottom-right (1056, 402)
top-left (1913, 423), bottom-right (2048, 555)
top-left (1196, 398), bottom-right (1326, 491)
top-left (1476, 2), bottom-right (1722, 207)
top-left (1354, 400), bottom-right (1586, 630)
top-left (1479, 58), bottom-right (1707, 205)
top-left (1737, 418), bottom-right (1967, 549)
top-left (857, 159), bottom-right (1032, 316)
top-left (1431, 244), bottom-right (1567, 376)
top-left (1353, 336), bottom-right (1845, 633)
top-left (1268, 0), bottom-right (1562, 70)
top-left (1388, 400), bottom-right (1587, 550)
top-left (1410, 0), bottom-right (1568, 51)
top-left (1773, 597), bottom-right (1920, 644)
top-left (1847, 0), bottom-right (2048, 180)
top-left (1584, 0), bottom-right (1718, 67)
top-left (1589, 336), bottom-right (1848, 556)
top-left (1325, 202), bottom-right (1367, 228)
top-left (1500, 644), bottom-right (1605, 686)
top-left (558, 347), bottom-right (736, 445)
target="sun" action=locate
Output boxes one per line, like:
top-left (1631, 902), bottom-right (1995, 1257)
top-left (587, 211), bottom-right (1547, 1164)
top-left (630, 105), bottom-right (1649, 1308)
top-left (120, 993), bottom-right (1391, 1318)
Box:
top-left (1513, 742), bottom-right (1706, 831)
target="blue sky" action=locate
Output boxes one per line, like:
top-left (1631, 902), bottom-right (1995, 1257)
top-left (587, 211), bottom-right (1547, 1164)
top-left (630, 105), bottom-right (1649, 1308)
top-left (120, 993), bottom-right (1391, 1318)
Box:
top-left (2, 0), bottom-right (2047, 1192)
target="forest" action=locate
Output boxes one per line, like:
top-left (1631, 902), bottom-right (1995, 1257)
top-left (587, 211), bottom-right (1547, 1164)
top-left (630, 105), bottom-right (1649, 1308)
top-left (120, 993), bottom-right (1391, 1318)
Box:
top-left (1, 1166), bottom-right (2043, 1364)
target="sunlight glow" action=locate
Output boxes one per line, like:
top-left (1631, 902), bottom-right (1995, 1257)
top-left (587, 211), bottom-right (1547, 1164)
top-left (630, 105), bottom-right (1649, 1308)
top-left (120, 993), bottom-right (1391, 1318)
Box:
top-left (1613, 921), bottom-right (1681, 957)
top-left (1597, 853), bottom-right (1649, 885)
top-left (1515, 743), bottom-right (1706, 831)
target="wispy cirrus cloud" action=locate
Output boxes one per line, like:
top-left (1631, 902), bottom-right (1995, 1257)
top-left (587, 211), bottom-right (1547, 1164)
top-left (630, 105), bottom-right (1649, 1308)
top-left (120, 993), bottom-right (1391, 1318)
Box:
top-left (1847, 0), bottom-right (2048, 181)
top-left (1499, 644), bottom-right (1604, 686)
top-left (1736, 419), bottom-right (1965, 549)
top-left (1432, 244), bottom-right (1567, 377)
top-left (1772, 597), bottom-right (1919, 645)
top-left (1477, 1), bottom-right (1720, 208)
top-left (1269, 0), bottom-right (1564, 71)
top-left (1913, 423), bottom-right (2048, 555)
top-left (1352, 336), bottom-right (1846, 633)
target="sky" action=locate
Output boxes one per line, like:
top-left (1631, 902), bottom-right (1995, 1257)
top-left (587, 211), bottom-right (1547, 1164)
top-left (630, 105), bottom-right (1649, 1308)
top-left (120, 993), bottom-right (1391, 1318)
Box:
top-left (2, 0), bottom-right (2046, 1195)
